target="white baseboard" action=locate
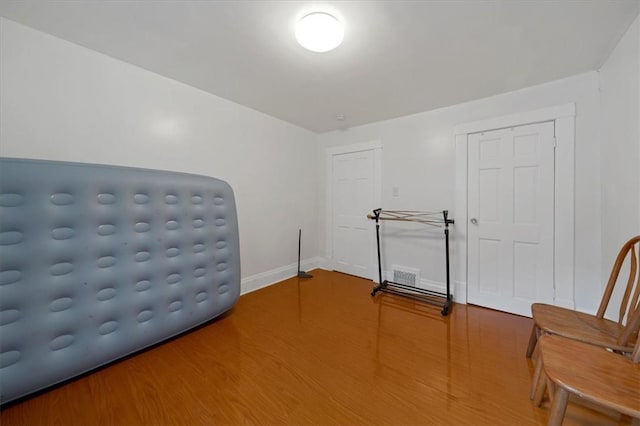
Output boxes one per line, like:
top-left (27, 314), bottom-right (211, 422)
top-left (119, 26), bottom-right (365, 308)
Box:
top-left (454, 280), bottom-right (467, 304)
top-left (316, 257), bottom-right (331, 270)
top-left (240, 256), bottom-right (323, 295)
top-left (243, 262), bottom-right (466, 304)
top-left (243, 263), bottom-right (468, 305)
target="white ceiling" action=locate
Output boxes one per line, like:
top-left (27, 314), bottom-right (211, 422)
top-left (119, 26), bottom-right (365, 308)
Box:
top-left (1, 1), bottom-right (638, 133)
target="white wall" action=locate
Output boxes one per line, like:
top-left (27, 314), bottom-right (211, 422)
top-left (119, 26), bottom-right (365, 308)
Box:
top-left (0, 17), bottom-right (321, 293)
top-left (318, 72), bottom-right (603, 313)
top-left (598, 15), bottom-right (640, 319)
top-left (3, 13), bottom-right (636, 314)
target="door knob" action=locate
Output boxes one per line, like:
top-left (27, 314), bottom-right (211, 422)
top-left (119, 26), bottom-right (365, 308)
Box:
top-left (470, 218), bottom-right (478, 225)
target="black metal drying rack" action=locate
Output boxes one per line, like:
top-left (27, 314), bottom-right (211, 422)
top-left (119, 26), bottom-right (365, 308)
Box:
top-left (368, 209), bottom-right (455, 316)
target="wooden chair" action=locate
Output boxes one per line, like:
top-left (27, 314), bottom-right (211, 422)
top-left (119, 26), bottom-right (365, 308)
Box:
top-left (527, 235), bottom-right (640, 359)
top-left (533, 320), bottom-right (640, 426)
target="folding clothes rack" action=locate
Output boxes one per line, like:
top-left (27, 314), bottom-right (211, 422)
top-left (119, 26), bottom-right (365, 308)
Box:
top-left (367, 209), bottom-right (455, 316)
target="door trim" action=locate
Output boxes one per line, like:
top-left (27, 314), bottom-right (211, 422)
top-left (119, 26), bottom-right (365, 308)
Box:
top-left (454, 104), bottom-right (576, 310)
top-left (325, 141), bottom-right (382, 279)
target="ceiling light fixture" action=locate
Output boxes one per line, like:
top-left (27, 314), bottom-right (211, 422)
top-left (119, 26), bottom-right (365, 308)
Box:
top-left (295, 12), bottom-right (344, 53)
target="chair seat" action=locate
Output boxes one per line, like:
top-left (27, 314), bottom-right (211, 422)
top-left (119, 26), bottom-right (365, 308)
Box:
top-left (540, 335), bottom-right (640, 418)
top-left (531, 303), bottom-right (636, 353)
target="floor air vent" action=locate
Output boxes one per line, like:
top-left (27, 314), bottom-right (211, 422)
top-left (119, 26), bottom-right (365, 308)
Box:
top-left (392, 265), bottom-right (420, 287)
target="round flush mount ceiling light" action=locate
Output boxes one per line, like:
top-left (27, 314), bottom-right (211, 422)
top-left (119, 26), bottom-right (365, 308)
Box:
top-left (295, 12), bottom-right (344, 52)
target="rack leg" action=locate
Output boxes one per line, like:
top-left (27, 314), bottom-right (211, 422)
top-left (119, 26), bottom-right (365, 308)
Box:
top-left (441, 299), bottom-right (451, 316)
top-left (371, 281), bottom-right (387, 296)
top-left (442, 210), bottom-right (452, 316)
top-left (371, 210), bottom-right (384, 297)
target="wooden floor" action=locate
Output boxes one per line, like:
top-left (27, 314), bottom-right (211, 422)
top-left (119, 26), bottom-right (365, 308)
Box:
top-left (1, 270), bottom-right (633, 425)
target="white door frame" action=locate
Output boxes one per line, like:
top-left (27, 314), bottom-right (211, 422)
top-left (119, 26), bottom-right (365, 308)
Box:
top-left (454, 104), bottom-right (576, 309)
top-left (325, 140), bottom-right (382, 279)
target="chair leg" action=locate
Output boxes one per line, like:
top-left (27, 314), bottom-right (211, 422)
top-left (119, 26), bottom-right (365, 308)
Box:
top-left (548, 387), bottom-right (569, 426)
top-left (526, 324), bottom-right (539, 358)
top-left (533, 367), bottom-right (547, 407)
top-left (530, 355), bottom-right (543, 400)
top-left (547, 376), bottom-right (556, 401)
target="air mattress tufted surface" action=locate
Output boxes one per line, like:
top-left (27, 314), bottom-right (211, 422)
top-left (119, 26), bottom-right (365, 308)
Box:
top-left (0, 158), bottom-right (241, 404)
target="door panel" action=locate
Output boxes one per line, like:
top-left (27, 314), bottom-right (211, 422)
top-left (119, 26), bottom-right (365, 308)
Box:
top-left (468, 122), bottom-right (555, 316)
top-left (332, 150), bottom-right (375, 278)
top-left (478, 239), bottom-right (500, 293)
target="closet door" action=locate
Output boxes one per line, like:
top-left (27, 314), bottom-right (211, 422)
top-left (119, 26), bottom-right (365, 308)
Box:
top-left (331, 149), bottom-right (376, 279)
top-left (467, 121), bottom-right (555, 316)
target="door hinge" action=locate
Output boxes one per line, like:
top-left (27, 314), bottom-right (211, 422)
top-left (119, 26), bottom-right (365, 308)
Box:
top-left (552, 137), bottom-right (557, 148)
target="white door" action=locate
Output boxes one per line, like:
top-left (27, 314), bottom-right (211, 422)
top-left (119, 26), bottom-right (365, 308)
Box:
top-left (332, 150), bottom-right (376, 278)
top-left (467, 121), bottom-right (555, 316)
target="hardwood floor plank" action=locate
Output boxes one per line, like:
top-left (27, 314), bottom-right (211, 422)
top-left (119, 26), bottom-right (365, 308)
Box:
top-left (0, 270), bottom-right (633, 425)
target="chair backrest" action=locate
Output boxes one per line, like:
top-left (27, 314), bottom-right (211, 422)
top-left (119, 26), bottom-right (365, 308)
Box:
top-left (629, 308), bottom-right (640, 363)
top-left (597, 236), bottom-right (640, 328)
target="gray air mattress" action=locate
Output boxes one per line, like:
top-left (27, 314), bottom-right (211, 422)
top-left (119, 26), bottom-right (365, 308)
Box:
top-left (0, 158), bottom-right (241, 404)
